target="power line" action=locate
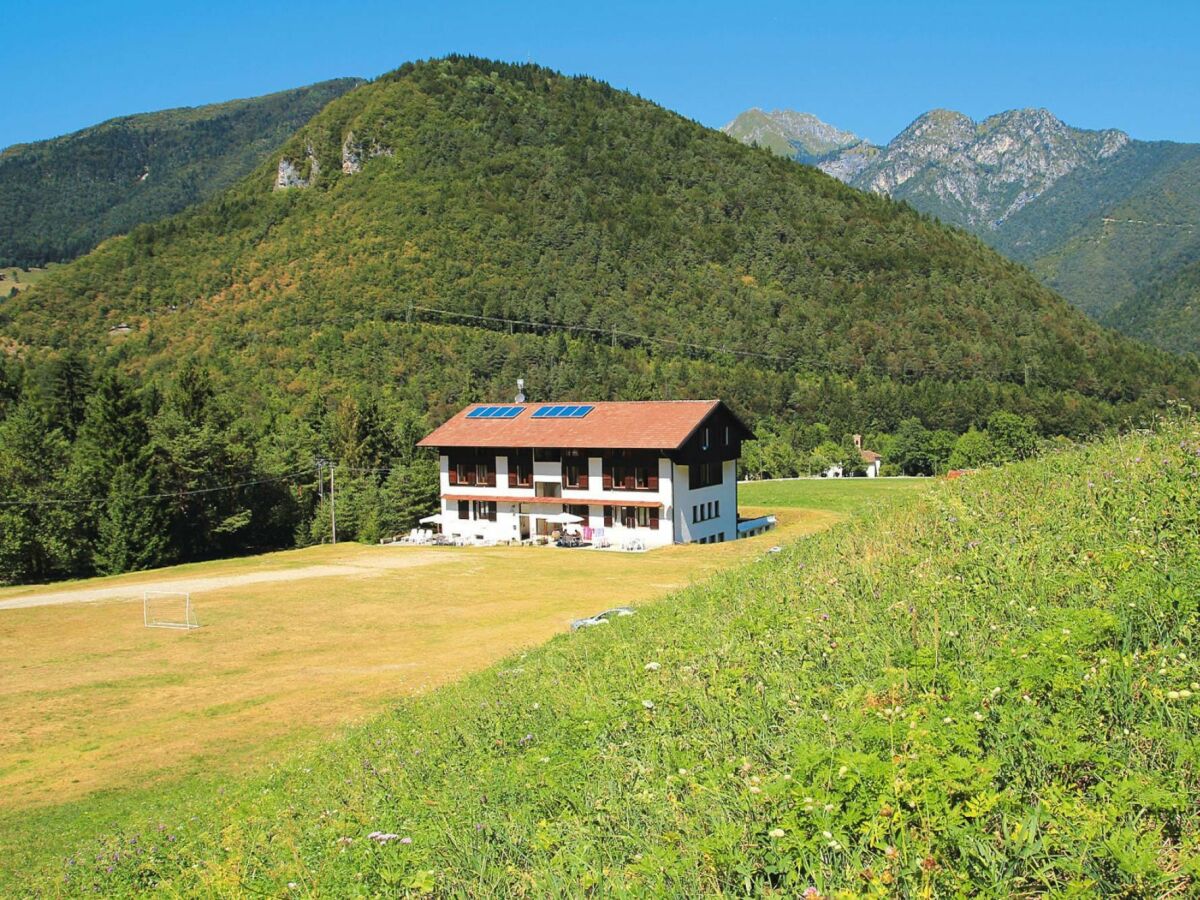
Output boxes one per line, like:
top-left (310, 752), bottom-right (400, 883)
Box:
top-left (0, 470), bottom-right (312, 509)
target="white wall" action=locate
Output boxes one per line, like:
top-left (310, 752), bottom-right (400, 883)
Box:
top-left (672, 459), bottom-right (737, 544)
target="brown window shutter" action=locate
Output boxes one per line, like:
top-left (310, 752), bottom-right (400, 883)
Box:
top-left (603, 506), bottom-right (613, 527)
top-left (578, 467), bottom-right (588, 489)
top-left (647, 468), bottom-right (658, 490)
top-left (624, 472), bottom-right (634, 490)
top-left (488, 504), bottom-right (497, 522)
top-left (458, 500), bottom-right (469, 520)
top-left (508, 457), bottom-right (517, 488)
top-left (649, 507), bottom-right (659, 530)
top-left (487, 468), bottom-right (496, 487)
top-left (449, 464), bottom-right (458, 486)
top-left (602, 457), bottom-right (612, 490)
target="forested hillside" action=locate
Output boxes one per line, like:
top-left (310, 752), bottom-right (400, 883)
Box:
top-left (1, 57), bottom-right (1197, 584)
top-left (724, 108), bottom-right (1200, 352)
top-left (1105, 254), bottom-right (1200, 354)
top-left (0, 78), bottom-right (362, 266)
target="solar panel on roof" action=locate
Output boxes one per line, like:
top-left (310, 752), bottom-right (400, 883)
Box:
top-left (532, 404), bottom-right (594, 419)
top-left (466, 405), bottom-right (524, 420)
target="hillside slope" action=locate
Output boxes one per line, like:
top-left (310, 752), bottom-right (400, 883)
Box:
top-left (4, 58), bottom-right (1194, 425)
top-left (0, 78), bottom-right (363, 266)
top-left (1105, 254), bottom-right (1200, 354)
top-left (724, 107), bottom-right (1200, 350)
top-left (25, 419), bottom-right (1200, 896)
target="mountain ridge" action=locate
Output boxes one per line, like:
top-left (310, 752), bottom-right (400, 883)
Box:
top-left (723, 105), bottom-right (1200, 351)
top-left (6, 57), bottom-right (1194, 431)
top-left (0, 78), bottom-right (364, 267)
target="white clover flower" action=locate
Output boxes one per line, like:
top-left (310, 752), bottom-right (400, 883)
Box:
top-left (1167, 691), bottom-right (1181, 700)
top-left (837, 765), bottom-right (848, 778)
top-left (942, 716), bottom-right (953, 724)
top-left (973, 711), bottom-right (985, 721)
top-left (644, 662), bottom-right (661, 671)
top-left (769, 828), bottom-right (785, 839)
top-left (642, 700), bottom-right (655, 709)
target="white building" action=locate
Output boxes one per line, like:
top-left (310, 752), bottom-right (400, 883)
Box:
top-left (824, 434), bottom-right (883, 478)
top-left (417, 400), bottom-right (755, 548)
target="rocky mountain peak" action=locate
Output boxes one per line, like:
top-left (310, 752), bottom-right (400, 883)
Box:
top-left (722, 108), bottom-right (861, 163)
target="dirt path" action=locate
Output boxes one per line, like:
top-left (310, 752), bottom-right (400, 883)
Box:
top-left (0, 550), bottom-right (456, 610)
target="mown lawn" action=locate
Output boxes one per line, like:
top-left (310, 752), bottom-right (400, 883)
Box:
top-left (18, 420), bottom-right (1197, 898)
top-left (0, 504), bottom-right (844, 888)
top-left (739, 476), bottom-right (930, 517)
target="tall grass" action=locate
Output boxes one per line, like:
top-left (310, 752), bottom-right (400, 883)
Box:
top-left (37, 421), bottom-right (1200, 896)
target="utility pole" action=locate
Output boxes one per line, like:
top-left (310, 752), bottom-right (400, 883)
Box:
top-left (329, 462), bottom-right (337, 545)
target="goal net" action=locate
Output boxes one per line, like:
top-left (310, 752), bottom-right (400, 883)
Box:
top-left (143, 591), bottom-right (199, 630)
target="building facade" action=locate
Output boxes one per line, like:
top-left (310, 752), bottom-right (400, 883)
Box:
top-left (417, 400), bottom-right (753, 548)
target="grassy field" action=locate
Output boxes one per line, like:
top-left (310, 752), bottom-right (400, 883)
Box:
top-left (0, 488), bottom-right (924, 887)
top-left (0, 264), bottom-right (55, 299)
top-left (10, 424), bottom-right (1196, 896)
top-left (739, 476), bottom-right (929, 515)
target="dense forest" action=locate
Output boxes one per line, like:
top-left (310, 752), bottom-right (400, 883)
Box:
top-left (0, 78), bottom-right (362, 267)
top-left (2, 57), bottom-right (1198, 584)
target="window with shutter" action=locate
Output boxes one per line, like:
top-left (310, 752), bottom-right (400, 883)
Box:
top-left (458, 500), bottom-right (470, 520)
top-left (649, 507), bottom-right (659, 530)
top-left (603, 506), bottom-right (613, 527)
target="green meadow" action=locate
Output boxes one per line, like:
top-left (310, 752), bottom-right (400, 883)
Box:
top-left (5, 423), bottom-right (1200, 896)
top-left (739, 476), bottom-right (930, 517)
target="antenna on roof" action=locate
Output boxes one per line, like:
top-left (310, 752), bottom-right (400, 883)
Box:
top-left (515, 379), bottom-right (526, 404)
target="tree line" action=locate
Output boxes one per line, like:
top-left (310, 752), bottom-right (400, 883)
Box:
top-left (741, 410), bottom-right (1047, 479)
top-left (0, 353), bottom-right (436, 585)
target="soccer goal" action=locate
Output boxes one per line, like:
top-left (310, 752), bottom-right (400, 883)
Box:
top-left (143, 591), bottom-right (200, 630)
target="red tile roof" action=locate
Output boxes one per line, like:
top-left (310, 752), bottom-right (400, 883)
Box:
top-left (419, 400), bottom-right (747, 450)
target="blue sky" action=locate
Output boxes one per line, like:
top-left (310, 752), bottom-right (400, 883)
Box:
top-left (4, 0), bottom-right (1198, 150)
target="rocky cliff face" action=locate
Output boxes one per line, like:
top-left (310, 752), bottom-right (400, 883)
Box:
top-left (726, 106), bottom-right (1130, 232)
top-left (843, 108), bottom-right (1129, 229)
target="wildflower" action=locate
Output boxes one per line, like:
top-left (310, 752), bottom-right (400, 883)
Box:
top-left (942, 716), bottom-right (953, 724)
top-left (400, 837), bottom-right (412, 845)
top-left (644, 662), bottom-right (660, 671)
top-left (837, 765), bottom-right (848, 778)
top-left (288, 883), bottom-right (298, 890)
top-left (822, 830), bottom-right (833, 840)
top-left (802, 888), bottom-right (821, 900)
top-left (1167, 691), bottom-right (1181, 700)
top-left (769, 828), bottom-right (785, 838)
top-left (823, 803), bottom-right (835, 812)
top-left (368, 832), bottom-right (403, 845)
top-left (532, 703), bottom-right (540, 710)
top-left (1062, 628), bottom-right (1071, 636)
top-left (642, 700), bottom-right (655, 710)
top-left (1181, 690), bottom-right (1194, 699)
top-left (990, 687), bottom-right (1001, 697)
top-left (749, 785), bottom-right (762, 794)
top-left (336, 837), bottom-right (354, 846)
top-left (973, 711), bottom-right (985, 721)
top-left (1192, 683), bottom-right (1199, 691)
